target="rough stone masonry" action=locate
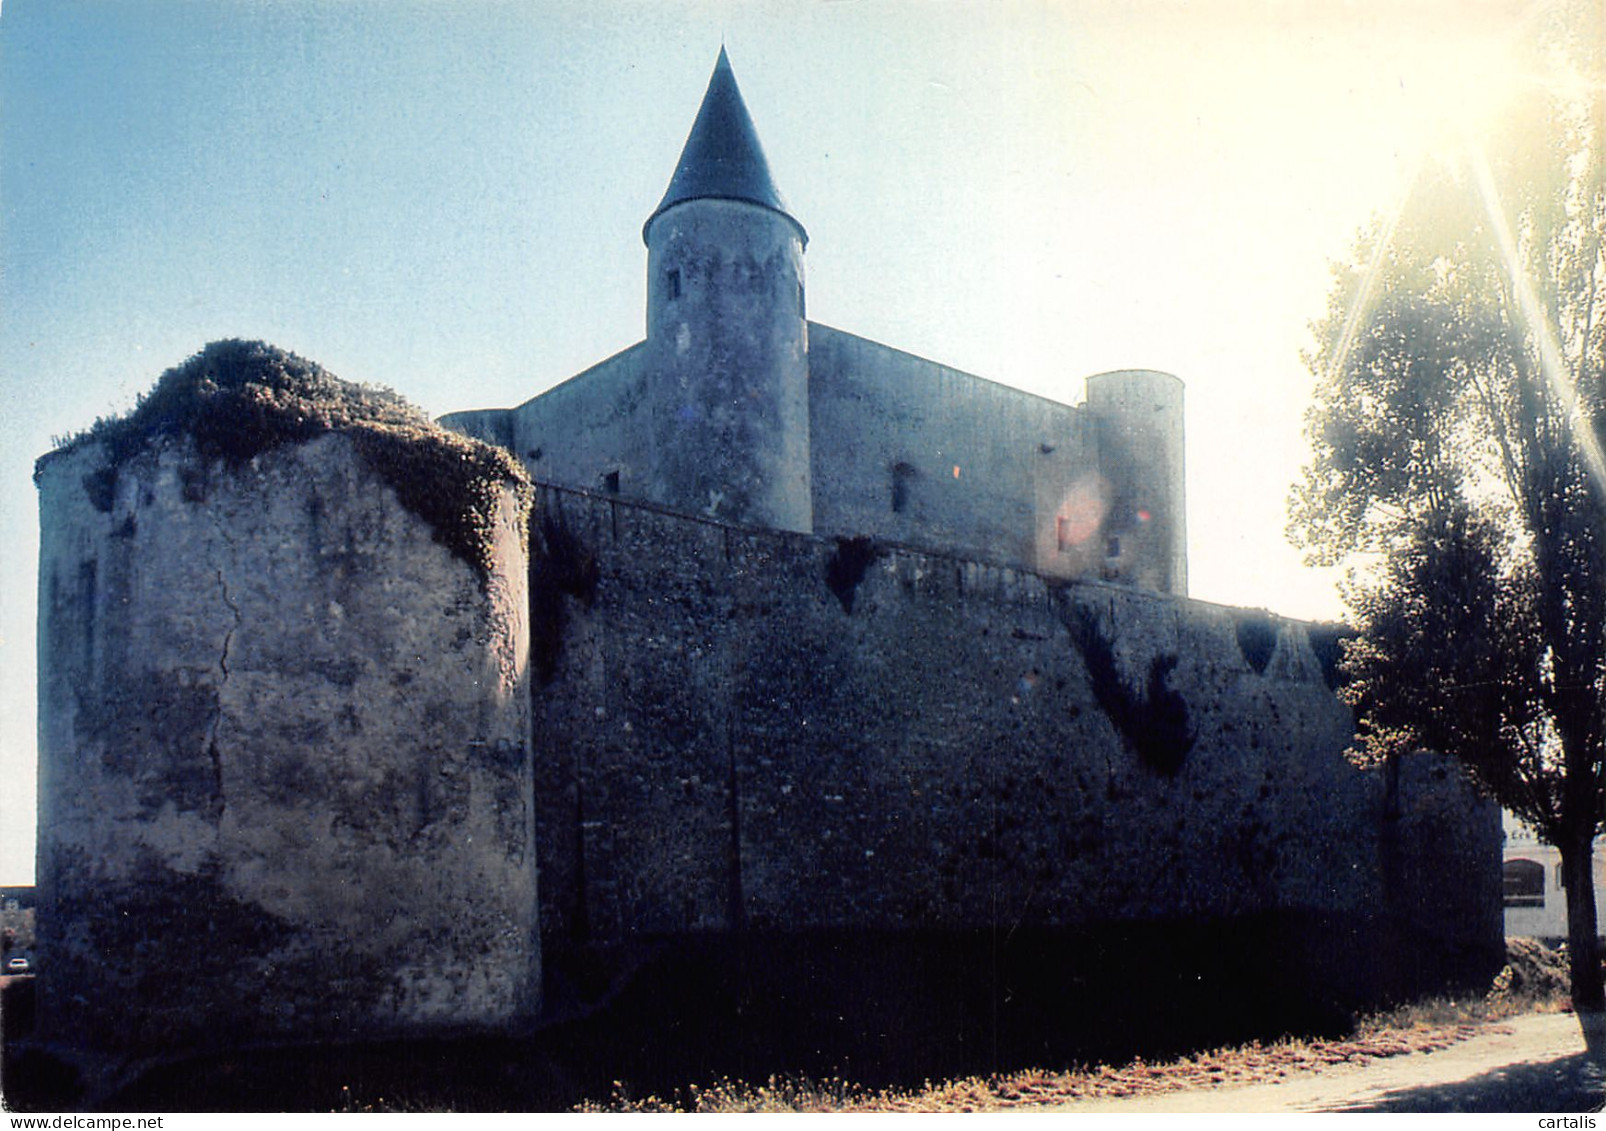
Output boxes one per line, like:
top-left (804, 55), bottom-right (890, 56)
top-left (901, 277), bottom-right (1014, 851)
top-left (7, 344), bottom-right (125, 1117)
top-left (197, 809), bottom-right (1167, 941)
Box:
top-left (25, 39), bottom-right (1508, 1075)
top-left (526, 485), bottom-right (1502, 1011)
top-left (31, 357), bottom-right (1502, 1074)
top-left (34, 419), bottom-right (537, 1058)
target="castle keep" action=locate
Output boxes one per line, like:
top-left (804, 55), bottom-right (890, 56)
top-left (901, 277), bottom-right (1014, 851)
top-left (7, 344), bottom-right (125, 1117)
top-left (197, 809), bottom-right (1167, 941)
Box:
top-left (443, 48), bottom-right (1187, 596)
top-left (31, 51), bottom-right (1501, 1083)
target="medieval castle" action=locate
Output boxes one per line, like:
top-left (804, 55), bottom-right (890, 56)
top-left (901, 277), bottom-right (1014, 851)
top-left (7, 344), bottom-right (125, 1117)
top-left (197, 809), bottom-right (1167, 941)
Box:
top-left (28, 50), bottom-right (1501, 1094)
top-left (443, 48), bottom-right (1186, 596)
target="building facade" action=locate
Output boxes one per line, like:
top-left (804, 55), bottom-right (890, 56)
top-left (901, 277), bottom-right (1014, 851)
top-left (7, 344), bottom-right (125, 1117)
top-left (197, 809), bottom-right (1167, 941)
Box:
top-left (1502, 811), bottom-right (1606, 941)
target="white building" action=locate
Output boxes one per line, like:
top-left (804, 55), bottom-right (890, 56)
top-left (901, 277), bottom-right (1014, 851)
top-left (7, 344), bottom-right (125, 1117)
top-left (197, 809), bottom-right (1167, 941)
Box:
top-left (1502, 810), bottom-right (1606, 940)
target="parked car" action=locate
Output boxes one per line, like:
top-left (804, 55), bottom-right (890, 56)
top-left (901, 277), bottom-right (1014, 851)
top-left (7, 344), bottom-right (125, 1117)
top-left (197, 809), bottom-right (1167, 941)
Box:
top-left (5, 955), bottom-right (30, 973)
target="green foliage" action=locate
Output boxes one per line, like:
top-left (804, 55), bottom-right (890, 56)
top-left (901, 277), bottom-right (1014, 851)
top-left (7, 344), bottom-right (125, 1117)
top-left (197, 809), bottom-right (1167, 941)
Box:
top-left (1338, 506), bottom-right (1555, 818)
top-left (1288, 0), bottom-right (1605, 837)
top-left (50, 339), bottom-right (531, 583)
top-left (1287, 0), bottom-right (1604, 1009)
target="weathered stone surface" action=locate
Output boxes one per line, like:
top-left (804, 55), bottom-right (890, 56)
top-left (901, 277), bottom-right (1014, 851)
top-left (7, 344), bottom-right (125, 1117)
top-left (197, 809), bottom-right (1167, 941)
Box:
top-left (1085, 369), bottom-right (1187, 594)
top-left (35, 433), bottom-right (536, 1055)
top-left (644, 199), bottom-right (812, 533)
top-left (448, 328), bottom-right (1187, 594)
top-left (30, 426), bottom-right (1501, 1071)
top-left (439, 50), bottom-right (1192, 597)
top-left (807, 323), bottom-right (1108, 583)
top-left (529, 484), bottom-right (1501, 1003)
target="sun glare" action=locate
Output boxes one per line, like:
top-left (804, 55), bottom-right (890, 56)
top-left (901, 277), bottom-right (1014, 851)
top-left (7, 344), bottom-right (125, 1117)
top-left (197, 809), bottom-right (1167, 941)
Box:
top-left (1328, 1), bottom-right (1606, 506)
top-left (1468, 142), bottom-right (1606, 502)
top-left (1401, 35), bottom-right (1526, 164)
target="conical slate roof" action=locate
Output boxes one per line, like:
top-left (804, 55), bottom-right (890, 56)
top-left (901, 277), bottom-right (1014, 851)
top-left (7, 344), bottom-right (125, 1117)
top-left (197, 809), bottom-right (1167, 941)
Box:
top-left (643, 48), bottom-right (807, 246)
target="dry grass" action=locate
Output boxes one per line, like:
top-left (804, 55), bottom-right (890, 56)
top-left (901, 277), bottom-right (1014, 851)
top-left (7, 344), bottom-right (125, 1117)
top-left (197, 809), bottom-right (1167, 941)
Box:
top-left (575, 1020), bottom-right (1499, 1112)
top-left (309, 941), bottom-right (1574, 1112)
top-left (578, 953), bottom-right (1572, 1113)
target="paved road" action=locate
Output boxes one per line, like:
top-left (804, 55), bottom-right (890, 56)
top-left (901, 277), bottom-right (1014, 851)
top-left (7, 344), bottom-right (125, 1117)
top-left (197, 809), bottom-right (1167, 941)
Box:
top-left (1053, 1013), bottom-right (1606, 1113)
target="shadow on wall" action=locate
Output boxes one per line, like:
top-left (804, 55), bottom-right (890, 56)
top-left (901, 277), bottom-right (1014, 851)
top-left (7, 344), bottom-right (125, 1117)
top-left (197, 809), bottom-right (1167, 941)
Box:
top-left (530, 511), bottom-right (600, 684)
top-left (1064, 604), bottom-right (1195, 775)
top-left (3, 915), bottom-right (1497, 1113)
top-left (824, 535), bottom-right (879, 614)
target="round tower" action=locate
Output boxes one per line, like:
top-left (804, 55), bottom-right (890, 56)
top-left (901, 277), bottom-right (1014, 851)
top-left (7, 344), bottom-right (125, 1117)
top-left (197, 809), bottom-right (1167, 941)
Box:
top-left (33, 344), bottom-right (538, 1059)
top-left (1085, 369), bottom-right (1187, 596)
top-left (641, 48), bottom-right (813, 534)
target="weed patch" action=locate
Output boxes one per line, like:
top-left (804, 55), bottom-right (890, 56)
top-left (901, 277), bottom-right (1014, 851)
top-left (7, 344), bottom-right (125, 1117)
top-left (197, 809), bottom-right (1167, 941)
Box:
top-left (41, 340), bottom-right (531, 585)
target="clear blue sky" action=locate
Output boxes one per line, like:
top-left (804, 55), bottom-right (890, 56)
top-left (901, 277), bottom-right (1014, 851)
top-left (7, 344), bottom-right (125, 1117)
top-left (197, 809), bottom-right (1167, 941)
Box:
top-left (0, 0), bottom-right (1536, 884)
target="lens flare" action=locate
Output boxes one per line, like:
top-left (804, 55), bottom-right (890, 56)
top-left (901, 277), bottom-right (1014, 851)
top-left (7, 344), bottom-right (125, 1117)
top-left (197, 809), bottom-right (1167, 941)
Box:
top-left (1324, 159), bottom-right (1420, 390)
top-left (1324, 0), bottom-right (1605, 507)
top-left (1467, 142), bottom-right (1606, 503)
top-left (1055, 475), bottom-right (1109, 548)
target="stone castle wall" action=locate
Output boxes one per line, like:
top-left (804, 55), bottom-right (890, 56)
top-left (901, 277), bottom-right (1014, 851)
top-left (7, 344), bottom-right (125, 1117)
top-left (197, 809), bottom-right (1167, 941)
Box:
top-left (528, 483), bottom-right (1502, 1002)
top-left (30, 439), bottom-right (1502, 1066)
top-left (500, 342), bottom-right (651, 497)
top-left (34, 434), bottom-right (538, 1056)
top-left (804, 323), bottom-right (1102, 582)
top-left (443, 326), bottom-right (1189, 597)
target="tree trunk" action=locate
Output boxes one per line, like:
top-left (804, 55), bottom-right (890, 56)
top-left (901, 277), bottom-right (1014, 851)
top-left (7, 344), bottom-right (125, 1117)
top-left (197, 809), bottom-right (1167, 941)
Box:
top-left (1559, 829), bottom-right (1606, 1058)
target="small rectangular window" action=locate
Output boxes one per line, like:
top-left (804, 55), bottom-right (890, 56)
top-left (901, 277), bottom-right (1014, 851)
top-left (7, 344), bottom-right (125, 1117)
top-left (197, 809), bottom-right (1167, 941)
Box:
top-left (666, 269), bottom-right (681, 301)
top-left (603, 470), bottom-right (620, 495)
top-left (1106, 536), bottom-right (1121, 558)
top-left (891, 462), bottom-right (915, 514)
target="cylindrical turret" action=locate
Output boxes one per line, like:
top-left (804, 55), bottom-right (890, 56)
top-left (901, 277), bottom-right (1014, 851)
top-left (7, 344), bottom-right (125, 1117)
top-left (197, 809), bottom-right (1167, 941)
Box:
top-left (1085, 369), bottom-right (1187, 596)
top-left (645, 198), bottom-right (811, 532)
top-left (32, 344), bottom-right (539, 1059)
top-left (640, 48), bottom-right (812, 534)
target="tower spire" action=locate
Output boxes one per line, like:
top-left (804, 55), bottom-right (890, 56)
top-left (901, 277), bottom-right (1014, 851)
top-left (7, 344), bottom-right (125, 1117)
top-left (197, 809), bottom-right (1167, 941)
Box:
top-left (643, 48), bottom-right (806, 245)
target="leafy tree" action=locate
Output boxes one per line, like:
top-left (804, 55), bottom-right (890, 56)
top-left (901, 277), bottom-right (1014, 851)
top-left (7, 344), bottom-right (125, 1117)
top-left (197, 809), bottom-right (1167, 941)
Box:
top-left (1289, 0), bottom-right (1606, 1025)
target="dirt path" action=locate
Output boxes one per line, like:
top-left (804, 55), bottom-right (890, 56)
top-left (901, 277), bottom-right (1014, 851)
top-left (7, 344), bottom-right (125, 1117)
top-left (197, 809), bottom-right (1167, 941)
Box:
top-left (1047, 1013), bottom-right (1605, 1113)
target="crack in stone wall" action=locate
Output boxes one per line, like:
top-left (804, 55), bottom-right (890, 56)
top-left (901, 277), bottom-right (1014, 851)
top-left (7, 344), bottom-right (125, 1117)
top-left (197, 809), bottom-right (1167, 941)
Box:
top-left (206, 506), bottom-right (242, 825)
top-left (34, 435), bottom-right (540, 1059)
